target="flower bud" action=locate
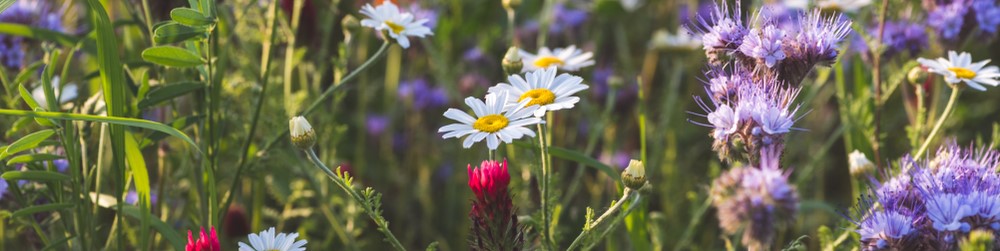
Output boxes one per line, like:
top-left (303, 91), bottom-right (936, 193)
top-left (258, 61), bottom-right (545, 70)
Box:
top-left (907, 66), bottom-right (928, 86)
top-left (289, 116), bottom-right (316, 149)
top-left (848, 150), bottom-right (874, 177)
top-left (622, 159), bottom-right (646, 190)
top-left (502, 46), bottom-right (523, 76)
top-left (503, 0), bottom-right (521, 11)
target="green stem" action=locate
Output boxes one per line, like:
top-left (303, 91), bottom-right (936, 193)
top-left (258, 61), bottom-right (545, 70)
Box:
top-left (567, 188), bottom-right (635, 251)
top-left (535, 123), bottom-right (553, 250)
top-left (914, 85), bottom-right (962, 158)
top-left (304, 148), bottom-right (406, 251)
top-left (256, 41), bottom-right (391, 155)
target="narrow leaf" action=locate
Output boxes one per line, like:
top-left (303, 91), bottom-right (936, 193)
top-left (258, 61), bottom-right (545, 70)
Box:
top-left (0, 109), bottom-right (201, 154)
top-left (2, 129), bottom-right (55, 158)
top-left (141, 46), bottom-right (204, 68)
top-left (10, 203), bottom-right (73, 219)
top-left (0, 0), bottom-right (15, 14)
top-left (1, 170), bottom-right (70, 182)
top-left (6, 153), bottom-right (63, 165)
top-left (512, 141), bottom-right (621, 181)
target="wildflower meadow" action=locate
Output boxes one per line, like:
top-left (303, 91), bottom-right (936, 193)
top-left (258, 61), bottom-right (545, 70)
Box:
top-left (3, 0), bottom-right (1000, 250)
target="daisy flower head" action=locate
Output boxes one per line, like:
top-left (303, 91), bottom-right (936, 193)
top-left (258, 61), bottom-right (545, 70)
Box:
top-left (237, 227), bottom-right (307, 251)
top-left (438, 92), bottom-right (543, 150)
top-left (917, 51), bottom-right (1000, 91)
top-left (359, 2), bottom-right (433, 49)
top-left (488, 67), bottom-right (589, 117)
top-left (817, 0), bottom-right (872, 13)
top-left (519, 45), bottom-right (594, 72)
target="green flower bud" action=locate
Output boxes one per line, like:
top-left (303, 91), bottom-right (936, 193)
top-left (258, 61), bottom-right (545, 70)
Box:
top-left (622, 159), bottom-right (647, 190)
top-left (908, 66), bottom-right (928, 86)
top-left (502, 47), bottom-right (523, 76)
top-left (289, 116), bottom-right (316, 149)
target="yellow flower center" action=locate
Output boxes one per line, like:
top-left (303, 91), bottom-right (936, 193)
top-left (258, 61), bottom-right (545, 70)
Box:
top-left (518, 89), bottom-right (556, 106)
top-left (533, 56), bottom-right (565, 68)
top-left (948, 67), bottom-right (977, 79)
top-left (473, 114), bottom-right (509, 133)
top-left (384, 21), bottom-right (405, 34)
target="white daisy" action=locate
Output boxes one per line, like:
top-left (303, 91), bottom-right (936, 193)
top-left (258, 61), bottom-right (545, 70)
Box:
top-left (520, 45), bottom-right (594, 72)
top-left (649, 28), bottom-right (701, 51)
top-left (438, 92), bottom-right (542, 150)
top-left (917, 51), bottom-right (1000, 91)
top-left (818, 0), bottom-right (872, 13)
top-left (238, 227), bottom-right (307, 251)
top-left (488, 67), bottom-right (588, 117)
top-left (359, 2), bottom-right (433, 49)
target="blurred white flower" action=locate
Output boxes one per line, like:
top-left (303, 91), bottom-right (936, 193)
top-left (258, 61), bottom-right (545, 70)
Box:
top-left (918, 51), bottom-right (1000, 91)
top-left (649, 28), bottom-right (701, 51)
top-left (619, 0), bottom-right (644, 12)
top-left (31, 76), bottom-right (77, 110)
top-left (818, 0), bottom-right (872, 13)
top-left (237, 227), bottom-right (307, 251)
top-left (848, 150), bottom-right (874, 176)
top-left (359, 2), bottom-right (434, 48)
top-left (520, 45), bottom-right (594, 72)
top-left (488, 67), bottom-right (588, 117)
top-left (438, 92), bottom-right (542, 150)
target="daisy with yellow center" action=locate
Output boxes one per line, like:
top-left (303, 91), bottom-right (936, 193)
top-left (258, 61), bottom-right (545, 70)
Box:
top-left (918, 51), bottom-right (1000, 91)
top-left (438, 92), bottom-right (543, 150)
top-left (359, 2), bottom-right (433, 49)
top-left (489, 67), bottom-right (589, 117)
top-left (520, 45), bottom-right (595, 72)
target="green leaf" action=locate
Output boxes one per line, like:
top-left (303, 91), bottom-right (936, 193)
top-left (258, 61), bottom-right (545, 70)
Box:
top-left (18, 84), bottom-right (41, 110)
top-left (1, 171), bottom-right (70, 182)
top-left (170, 8), bottom-right (214, 27)
top-left (141, 46), bottom-right (204, 67)
top-left (2, 129), bottom-right (55, 159)
top-left (137, 82), bottom-right (204, 109)
top-left (10, 203), bottom-right (73, 219)
top-left (6, 153), bottom-right (63, 165)
top-left (125, 131), bottom-right (152, 250)
top-left (153, 22), bottom-right (207, 44)
top-left (0, 109), bottom-right (201, 154)
top-left (512, 142), bottom-right (622, 182)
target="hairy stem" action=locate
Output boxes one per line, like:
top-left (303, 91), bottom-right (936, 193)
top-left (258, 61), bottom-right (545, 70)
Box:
top-left (914, 85), bottom-right (962, 158)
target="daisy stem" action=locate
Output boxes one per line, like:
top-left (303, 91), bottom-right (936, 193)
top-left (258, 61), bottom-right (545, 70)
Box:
top-left (304, 148), bottom-right (407, 251)
top-left (536, 123), bottom-right (554, 250)
top-left (915, 85), bottom-right (962, 158)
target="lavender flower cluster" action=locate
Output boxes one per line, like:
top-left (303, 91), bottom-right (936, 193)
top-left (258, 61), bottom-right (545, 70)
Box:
top-left (851, 144), bottom-right (1000, 250)
top-left (925, 0), bottom-right (1000, 41)
top-left (692, 2), bottom-right (851, 85)
top-left (0, 0), bottom-right (63, 69)
top-left (690, 1), bottom-right (853, 249)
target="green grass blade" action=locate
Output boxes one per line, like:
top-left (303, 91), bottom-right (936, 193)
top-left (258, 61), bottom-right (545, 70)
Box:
top-left (513, 141), bottom-right (622, 182)
top-left (0, 0), bottom-right (15, 13)
top-left (10, 203), bottom-right (74, 219)
top-left (0, 109), bottom-right (201, 154)
top-left (1, 170), bottom-right (71, 182)
top-left (124, 131), bottom-right (152, 251)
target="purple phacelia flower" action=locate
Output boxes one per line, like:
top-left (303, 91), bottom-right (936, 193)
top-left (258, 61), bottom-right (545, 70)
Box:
top-left (408, 4), bottom-right (438, 30)
top-left (880, 20), bottom-right (928, 57)
top-left (853, 207), bottom-right (915, 250)
top-left (0, 0), bottom-right (64, 69)
top-left (739, 24), bottom-right (786, 68)
top-left (974, 0), bottom-right (1000, 34)
top-left (398, 78), bottom-right (449, 110)
top-left (550, 3), bottom-right (588, 34)
top-left (794, 11), bottom-right (851, 66)
top-left (365, 114), bottom-right (389, 136)
top-left (692, 1), bottom-right (747, 61)
top-left (711, 163), bottom-right (798, 250)
top-left (924, 193), bottom-right (973, 232)
top-left (0, 178), bottom-right (7, 201)
top-left (928, 2), bottom-right (969, 40)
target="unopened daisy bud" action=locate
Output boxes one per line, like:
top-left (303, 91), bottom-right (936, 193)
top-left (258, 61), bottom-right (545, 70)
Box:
top-left (502, 47), bottom-right (523, 76)
top-left (959, 229), bottom-right (995, 251)
top-left (907, 66), bottom-right (928, 86)
top-left (848, 150), bottom-right (874, 177)
top-left (502, 0), bottom-right (521, 10)
top-left (289, 116), bottom-right (316, 149)
top-left (622, 159), bottom-right (646, 190)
